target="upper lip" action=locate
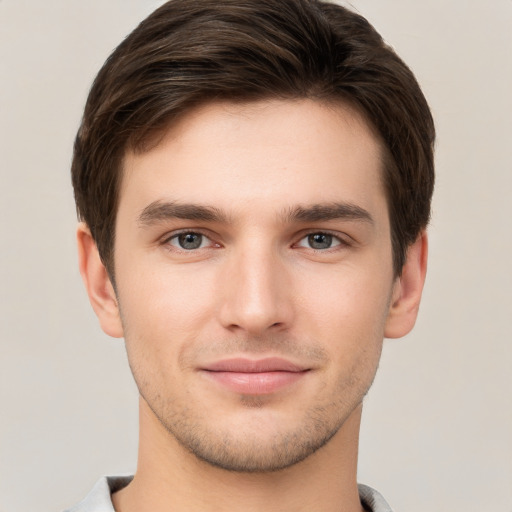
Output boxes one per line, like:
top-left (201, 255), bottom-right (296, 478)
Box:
top-left (202, 357), bottom-right (308, 373)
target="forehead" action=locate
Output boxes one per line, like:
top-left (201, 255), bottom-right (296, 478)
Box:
top-left (120, 99), bottom-right (387, 222)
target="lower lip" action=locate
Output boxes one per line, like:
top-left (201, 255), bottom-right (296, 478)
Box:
top-left (202, 370), bottom-right (308, 394)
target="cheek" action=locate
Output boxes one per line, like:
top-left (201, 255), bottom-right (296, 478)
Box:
top-left (297, 265), bottom-right (392, 335)
top-left (117, 258), bottom-right (219, 333)
top-left (120, 263), bottom-right (239, 389)
top-left (117, 270), bottom-right (207, 390)
top-left (295, 264), bottom-right (392, 388)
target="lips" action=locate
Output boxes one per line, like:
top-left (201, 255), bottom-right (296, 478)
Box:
top-left (200, 357), bottom-right (309, 395)
top-left (204, 357), bottom-right (306, 373)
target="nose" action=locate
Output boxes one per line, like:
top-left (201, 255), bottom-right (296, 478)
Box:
top-left (218, 243), bottom-right (294, 336)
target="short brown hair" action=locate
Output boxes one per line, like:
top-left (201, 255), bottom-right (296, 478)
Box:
top-left (72, 0), bottom-right (435, 278)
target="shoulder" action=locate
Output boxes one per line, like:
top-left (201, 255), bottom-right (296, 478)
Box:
top-left (63, 476), bottom-right (133, 512)
top-left (65, 477), bottom-right (391, 512)
top-left (358, 483), bottom-right (394, 512)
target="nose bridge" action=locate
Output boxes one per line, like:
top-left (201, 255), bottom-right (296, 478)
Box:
top-left (219, 235), bottom-right (292, 334)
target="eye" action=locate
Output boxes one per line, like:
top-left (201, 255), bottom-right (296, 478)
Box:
top-left (168, 232), bottom-right (211, 250)
top-left (297, 232), bottom-right (342, 250)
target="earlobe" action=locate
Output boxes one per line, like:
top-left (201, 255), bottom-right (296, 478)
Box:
top-left (384, 231), bottom-right (428, 339)
top-left (76, 223), bottom-right (124, 338)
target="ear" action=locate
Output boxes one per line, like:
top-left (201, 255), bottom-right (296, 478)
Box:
top-left (384, 231), bottom-right (428, 339)
top-left (76, 223), bottom-right (124, 338)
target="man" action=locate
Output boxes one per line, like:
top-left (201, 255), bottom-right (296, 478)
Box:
top-left (67, 0), bottom-right (434, 511)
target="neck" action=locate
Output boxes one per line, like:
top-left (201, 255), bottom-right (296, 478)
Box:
top-left (112, 398), bottom-right (365, 512)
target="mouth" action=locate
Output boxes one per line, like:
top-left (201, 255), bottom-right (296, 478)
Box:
top-left (199, 357), bottom-right (310, 395)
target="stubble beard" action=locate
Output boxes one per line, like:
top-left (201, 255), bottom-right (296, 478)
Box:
top-left (121, 315), bottom-right (383, 474)
top-left (136, 363), bottom-right (377, 474)
top-left (148, 398), bottom-right (341, 473)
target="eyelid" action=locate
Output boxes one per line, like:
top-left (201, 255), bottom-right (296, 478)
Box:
top-left (158, 228), bottom-right (353, 251)
top-left (160, 229), bottom-right (220, 250)
top-left (294, 229), bottom-right (353, 248)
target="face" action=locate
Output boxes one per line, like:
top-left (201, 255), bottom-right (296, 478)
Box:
top-left (113, 99), bottom-right (397, 472)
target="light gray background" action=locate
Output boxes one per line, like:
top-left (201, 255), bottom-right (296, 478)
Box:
top-left (1, 1), bottom-right (511, 511)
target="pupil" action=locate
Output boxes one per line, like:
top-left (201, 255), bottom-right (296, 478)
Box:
top-left (309, 233), bottom-right (332, 249)
top-left (179, 233), bottom-right (202, 249)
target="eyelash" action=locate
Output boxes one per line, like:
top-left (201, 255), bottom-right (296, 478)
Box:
top-left (295, 231), bottom-right (350, 251)
top-left (161, 229), bottom-right (219, 252)
top-left (160, 229), bottom-right (351, 253)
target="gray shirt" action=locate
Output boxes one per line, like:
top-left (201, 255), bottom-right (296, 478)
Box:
top-left (65, 476), bottom-right (393, 512)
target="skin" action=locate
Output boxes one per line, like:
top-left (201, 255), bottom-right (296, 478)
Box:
top-left (78, 99), bottom-right (428, 512)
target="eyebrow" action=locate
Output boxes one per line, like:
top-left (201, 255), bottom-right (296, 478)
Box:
top-left (138, 200), bottom-right (373, 227)
top-left (138, 200), bottom-right (228, 226)
top-left (284, 203), bottom-right (374, 224)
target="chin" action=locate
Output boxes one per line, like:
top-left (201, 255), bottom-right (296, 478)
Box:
top-left (155, 401), bottom-right (351, 473)
top-left (178, 426), bottom-right (338, 473)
